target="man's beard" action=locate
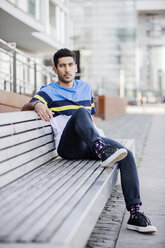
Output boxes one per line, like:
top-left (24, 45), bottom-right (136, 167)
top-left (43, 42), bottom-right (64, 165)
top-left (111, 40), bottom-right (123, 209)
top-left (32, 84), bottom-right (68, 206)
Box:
top-left (59, 74), bottom-right (74, 84)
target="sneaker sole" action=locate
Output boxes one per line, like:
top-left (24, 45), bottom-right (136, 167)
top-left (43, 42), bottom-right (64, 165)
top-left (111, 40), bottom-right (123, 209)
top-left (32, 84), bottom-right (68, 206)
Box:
top-left (101, 148), bottom-right (128, 168)
top-left (127, 224), bottom-right (157, 233)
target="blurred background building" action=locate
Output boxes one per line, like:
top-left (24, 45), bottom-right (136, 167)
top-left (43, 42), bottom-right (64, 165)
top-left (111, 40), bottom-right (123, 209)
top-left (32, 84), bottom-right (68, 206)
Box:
top-left (136, 0), bottom-right (165, 104)
top-left (0, 0), bottom-right (165, 103)
top-left (0, 0), bottom-right (70, 94)
top-left (70, 0), bottom-right (165, 103)
top-left (70, 0), bottom-right (137, 101)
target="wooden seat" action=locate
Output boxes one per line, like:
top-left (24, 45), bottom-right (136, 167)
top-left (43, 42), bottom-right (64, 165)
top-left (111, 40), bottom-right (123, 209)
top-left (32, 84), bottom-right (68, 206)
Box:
top-left (0, 111), bottom-right (134, 248)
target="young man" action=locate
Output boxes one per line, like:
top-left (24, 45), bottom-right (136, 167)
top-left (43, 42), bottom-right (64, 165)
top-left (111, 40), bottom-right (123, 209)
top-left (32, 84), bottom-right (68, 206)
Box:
top-left (22, 48), bottom-right (157, 233)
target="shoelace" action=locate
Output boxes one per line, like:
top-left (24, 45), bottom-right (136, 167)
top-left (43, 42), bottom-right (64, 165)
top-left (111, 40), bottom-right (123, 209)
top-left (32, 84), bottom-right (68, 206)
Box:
top-left (103, 144), bottom-right (118, 155)
top-left (99, 145), bottom-right (118, 165)
top-left (136, 212), bottom-right (151, 225)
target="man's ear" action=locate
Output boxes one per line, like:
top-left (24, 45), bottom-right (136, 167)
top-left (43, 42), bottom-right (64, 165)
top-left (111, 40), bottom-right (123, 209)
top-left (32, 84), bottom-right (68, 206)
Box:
top-left (53, 67), bottom-right (57, 74)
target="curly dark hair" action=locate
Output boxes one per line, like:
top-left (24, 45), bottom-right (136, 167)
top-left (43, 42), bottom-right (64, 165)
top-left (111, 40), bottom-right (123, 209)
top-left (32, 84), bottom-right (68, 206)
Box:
top-left (53, 48), bottom-right (76, 68)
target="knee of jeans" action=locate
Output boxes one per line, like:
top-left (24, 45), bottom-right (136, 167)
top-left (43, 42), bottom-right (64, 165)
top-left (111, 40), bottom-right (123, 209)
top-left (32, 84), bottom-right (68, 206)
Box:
top-left (76, 107), bottom-right (90, 116)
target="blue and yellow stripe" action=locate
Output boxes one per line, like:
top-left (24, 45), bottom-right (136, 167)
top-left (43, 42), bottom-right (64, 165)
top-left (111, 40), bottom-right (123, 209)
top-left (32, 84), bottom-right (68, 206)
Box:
top-left (30, 81), bottom-right (96, 117)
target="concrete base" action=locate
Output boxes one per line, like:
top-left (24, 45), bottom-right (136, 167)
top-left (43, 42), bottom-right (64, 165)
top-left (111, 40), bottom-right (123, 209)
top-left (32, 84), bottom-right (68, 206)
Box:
top-left (0, 90), bottom-right (30, 112)
top-left (95, 95), bottom-right (127, 119)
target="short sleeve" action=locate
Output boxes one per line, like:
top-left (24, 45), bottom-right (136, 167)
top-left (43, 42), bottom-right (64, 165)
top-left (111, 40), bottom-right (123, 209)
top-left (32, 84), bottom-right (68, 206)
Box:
top-left (29, 86), bottom-right (52, 107)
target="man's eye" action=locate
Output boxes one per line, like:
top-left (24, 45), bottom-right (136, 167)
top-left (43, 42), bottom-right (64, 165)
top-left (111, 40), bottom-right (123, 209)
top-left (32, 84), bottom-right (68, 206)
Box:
top-left (69, 63), bottom-right (74, 67)
top-left (60, 64), bottom-right (64, 67)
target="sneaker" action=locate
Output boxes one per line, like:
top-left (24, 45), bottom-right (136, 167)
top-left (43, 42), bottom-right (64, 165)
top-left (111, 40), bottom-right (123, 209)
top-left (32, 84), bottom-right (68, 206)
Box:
top-left (93, 139), bottom-right (128, 168)
top-left (127, 212), bottom-right (157, 233)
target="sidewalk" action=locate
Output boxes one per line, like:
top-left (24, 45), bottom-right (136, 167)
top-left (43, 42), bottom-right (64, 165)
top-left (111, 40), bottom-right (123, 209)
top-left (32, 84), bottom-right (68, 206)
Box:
top-left (116, 113), bottom-right (165, 248)
top-left (87, 104), bottom-right (165, 248)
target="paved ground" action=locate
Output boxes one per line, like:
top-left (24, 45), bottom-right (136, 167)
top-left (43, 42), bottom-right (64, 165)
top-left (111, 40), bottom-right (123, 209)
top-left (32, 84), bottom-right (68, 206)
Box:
top-left (86, 104), bottom-right (165, 248)
top-left (116, 111), bottom-right (165, 248)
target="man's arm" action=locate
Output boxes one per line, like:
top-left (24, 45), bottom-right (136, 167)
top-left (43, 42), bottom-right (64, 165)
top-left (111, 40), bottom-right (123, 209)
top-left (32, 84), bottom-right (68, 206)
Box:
top-left (21, 102), bottom-right (37, 111)
top-left (22, 101), bottom-right (53, 122)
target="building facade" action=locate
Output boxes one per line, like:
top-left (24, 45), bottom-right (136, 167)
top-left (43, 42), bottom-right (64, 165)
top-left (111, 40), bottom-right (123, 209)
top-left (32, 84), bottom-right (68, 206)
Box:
top-left (70, 0), bottom-right (137, 100)
top-left (136, 0), bottom-right (165, 102)
top-left (0, 0), bottom-right (70, 53)
top-left (0, 0), bottom-right (70, 94)
top-left (70, 0), bottom-right (165, 101)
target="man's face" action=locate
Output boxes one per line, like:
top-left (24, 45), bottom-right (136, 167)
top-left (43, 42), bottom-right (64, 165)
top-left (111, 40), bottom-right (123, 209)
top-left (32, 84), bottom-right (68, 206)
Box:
top-left (54, 56), bottom-right (77, 84)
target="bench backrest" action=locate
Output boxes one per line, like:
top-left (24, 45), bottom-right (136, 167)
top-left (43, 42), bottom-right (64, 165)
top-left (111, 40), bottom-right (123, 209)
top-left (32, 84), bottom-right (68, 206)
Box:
top-left (0, 111), bottom-right (56, 188)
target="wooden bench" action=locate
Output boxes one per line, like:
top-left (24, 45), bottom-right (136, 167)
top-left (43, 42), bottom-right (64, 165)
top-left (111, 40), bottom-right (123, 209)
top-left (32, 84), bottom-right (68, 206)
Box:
top-left (0, 111), bottom-right (135, 248)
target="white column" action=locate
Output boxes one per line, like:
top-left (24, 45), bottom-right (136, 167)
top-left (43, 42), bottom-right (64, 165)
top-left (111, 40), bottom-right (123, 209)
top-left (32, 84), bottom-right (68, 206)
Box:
top-left (120, 70), bottom-right (125, 98)
top-left (40, 0), bottom-right (50, 34)
top-left (56, 6), bottom-right (60, 42)
top-left (35, 0), bottom-right (40, 21)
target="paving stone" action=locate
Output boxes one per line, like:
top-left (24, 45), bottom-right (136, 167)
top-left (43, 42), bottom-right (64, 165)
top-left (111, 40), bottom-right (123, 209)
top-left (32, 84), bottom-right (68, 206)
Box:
top-left (86, 113), bottom-right (153, 248)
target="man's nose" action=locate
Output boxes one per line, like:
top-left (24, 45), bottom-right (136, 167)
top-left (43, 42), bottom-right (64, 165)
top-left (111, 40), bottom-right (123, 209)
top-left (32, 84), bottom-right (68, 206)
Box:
top-left (65, 65), bottom-right (70, 72)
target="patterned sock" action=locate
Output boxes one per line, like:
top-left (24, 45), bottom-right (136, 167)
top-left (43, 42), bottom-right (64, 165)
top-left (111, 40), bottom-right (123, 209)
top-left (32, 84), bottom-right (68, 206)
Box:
top-left (130, 204), bottom-right (141, 219)
top-left (93, 139), bottom-right (105, 159)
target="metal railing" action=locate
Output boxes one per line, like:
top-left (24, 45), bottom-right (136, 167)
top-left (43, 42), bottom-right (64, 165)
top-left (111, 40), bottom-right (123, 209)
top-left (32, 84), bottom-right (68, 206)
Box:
top-left (0, 39), bottom-right (56, 96)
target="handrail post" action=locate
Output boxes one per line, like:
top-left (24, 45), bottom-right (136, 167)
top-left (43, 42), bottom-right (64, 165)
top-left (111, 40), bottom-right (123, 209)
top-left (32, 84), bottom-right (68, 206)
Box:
top-left (13, 50), bottom-right (17, 92)
top-left (34, 62), bottom-right (37, 95)
top-left (4, 80), bottom-right (7, 90)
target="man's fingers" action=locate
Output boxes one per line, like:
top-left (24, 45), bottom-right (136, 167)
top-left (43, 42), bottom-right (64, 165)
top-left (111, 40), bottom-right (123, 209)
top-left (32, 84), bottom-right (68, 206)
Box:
top-left (44, 109), bottom-right (53, 121)
top-left (40, 110), bottom-right (51, 122)
top-left (47, 109), bottom-right (53, 119)
top-left (37, 111), bottom-right (47, 121)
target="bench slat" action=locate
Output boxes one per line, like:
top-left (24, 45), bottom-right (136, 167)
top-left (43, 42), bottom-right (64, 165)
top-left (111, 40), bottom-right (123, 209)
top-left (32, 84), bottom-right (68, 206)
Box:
top-left (0, 160), bottom-right (95, 241)
top-left (0, 126), bottom-right (52, 150)
top-left (0, 160), bottom-right (89, 220)
top-left (0, 158), bottom-right (68, 209)
top-left (0, 134), bottom-right (54, 164)
top-left (0, 119), bottom-right (50, 138)
top-left (0, 150), bottom-right (57, 188)
top-left (51, 166), bottom-right (118, 248)
top-left (35, 163), bottom-right (102, 242)
top-left (0, 111), bottom-right (40, 126)
top-left (0, 141), bottom-right (55, 176)
top-left (0, 158), bottom-right (68, 201)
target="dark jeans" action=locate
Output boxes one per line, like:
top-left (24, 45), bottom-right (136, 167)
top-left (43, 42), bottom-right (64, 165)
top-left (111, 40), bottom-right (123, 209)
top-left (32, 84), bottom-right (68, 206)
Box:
top-left (57, 108), bottom-right (142, 210)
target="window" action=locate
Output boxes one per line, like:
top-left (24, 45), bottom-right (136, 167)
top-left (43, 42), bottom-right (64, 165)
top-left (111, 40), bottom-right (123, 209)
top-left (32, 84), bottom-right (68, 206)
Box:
top-left (28, 0), bottom-right (36, 17)
top-left (49, 1), bottom-right (56, 28)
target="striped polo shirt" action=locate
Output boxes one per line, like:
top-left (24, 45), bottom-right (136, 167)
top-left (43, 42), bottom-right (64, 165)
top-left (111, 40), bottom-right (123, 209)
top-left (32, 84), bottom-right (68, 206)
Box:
top-left (30, 80), bottom-right (96, 149)
top-left (30, 80), bottom-right (96, 117)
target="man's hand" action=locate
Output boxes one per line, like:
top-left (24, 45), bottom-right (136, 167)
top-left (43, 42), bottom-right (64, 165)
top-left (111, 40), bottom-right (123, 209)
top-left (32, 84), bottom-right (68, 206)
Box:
top-left (34, 102), bottom-right (53, 122)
